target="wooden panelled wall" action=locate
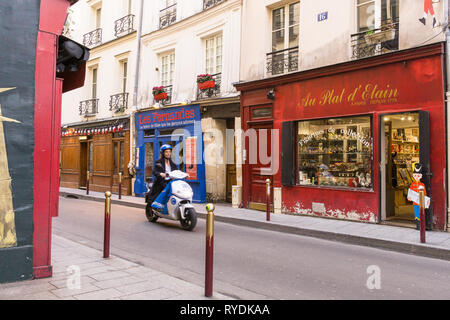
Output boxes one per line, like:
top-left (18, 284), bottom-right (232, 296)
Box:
top-left (60, 131), bottom-right (131, 195)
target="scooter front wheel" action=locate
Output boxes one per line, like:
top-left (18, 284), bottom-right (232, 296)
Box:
top-left (180, 208), bottom-right (197, 231)
top-left (145, 203), bottom-right (159, 223)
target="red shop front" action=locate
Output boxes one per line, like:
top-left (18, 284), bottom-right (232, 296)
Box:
top-left (235, 43), bottom-right (447, 231)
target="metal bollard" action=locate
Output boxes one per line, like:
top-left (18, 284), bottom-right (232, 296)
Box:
top-left (419, 189), bottom-right (426, 244)
top-left (205, 203), bottom-right (215, 297)
top-left (104, 191), bottom-right (112, 258)
top-left (266, 179), bottom-right (271, 222)
top-left (86, 171), bottom-right (90, 195)
top-left (118, 172), bottom-right (122, 200)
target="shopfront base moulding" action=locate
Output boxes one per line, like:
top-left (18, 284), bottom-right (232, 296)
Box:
top-left (283, 202), bottom-right (377, 223)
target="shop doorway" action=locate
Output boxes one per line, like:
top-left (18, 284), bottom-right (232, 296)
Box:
top-left (226, 118), bottom-right (237, 203)
top-left (79, 141), bottom-right (88, 189)
top-left (144, 142), bottom-right (154, 186)
top-left (79, 140), bottom-right (93, 189)
top-left (380, 112), bottom-right (424, 227)
top-left (158, 137), bottom-right (184, 170)
top-left (248, 122), bottom-right (273, 211)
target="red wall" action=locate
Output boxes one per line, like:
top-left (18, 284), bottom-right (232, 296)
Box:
top-left (33, 0), bottom-right (70, 279)
top-left (239, 44), bottom-right (447, 230)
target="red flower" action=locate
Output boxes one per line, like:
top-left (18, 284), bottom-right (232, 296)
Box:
top-left (197, 74), bottom-right (213, 83)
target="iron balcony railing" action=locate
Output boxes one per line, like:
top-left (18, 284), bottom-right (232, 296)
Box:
top-left (83, 28), bottom-right (102, 48)
top-left (154, 85), bottom-right (173, 105)
top-left (197, 73), bottom-right (221, 100)
top-left (114, 14), bottom-right (135, 38)
top-left (266, 47), bottom-right (299, 76)
top-left (159, 4), bottom-right (177, 29)
top-left (351, 19), bottom-right (399, 60)
top-left (79, 99), bottom-right (99, 116)
top-left (109, 93), bottom-right (129, 113)
top-left (203, 0), bottom-right (226, 10)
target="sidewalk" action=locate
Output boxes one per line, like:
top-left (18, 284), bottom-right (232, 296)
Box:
top-left (60, 187), bottom-right (450, 262)
top-left (0, 234), bottom-right (232, 300)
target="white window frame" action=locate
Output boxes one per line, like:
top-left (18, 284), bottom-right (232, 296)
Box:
top-left (121, 60), bottom-right (128, 93)
top-left (357, 0), bottom-right (400, 32)
top-left (91, 67), bottom-right (98, 99)
top-left (127, 0), bottom-right (132, 14)
top-left (160, 52), bottom-right (175, 87)
top-left (95, 7), bottom-right (102, 29)
top-left (271, 2), bottom-right (300, 53)
top-left (165, 0), bottom-right (176, 7)
top-left (205, 34), bottom-right (223, 75)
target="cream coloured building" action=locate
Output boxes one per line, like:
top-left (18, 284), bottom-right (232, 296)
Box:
top-left (137, 0), bottom-right (243, 203)
top-left (240, 0), bottom-right (446, 81)
top-left (62, 0), bottom-right (244, 202)
top-left (236, 0), bottom-right (450, 229)
top-left (60, 0), bottom-right (141, 196)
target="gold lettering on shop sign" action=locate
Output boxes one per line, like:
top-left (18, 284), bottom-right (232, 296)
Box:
top-left (297, 83), bottom-right (399, 108)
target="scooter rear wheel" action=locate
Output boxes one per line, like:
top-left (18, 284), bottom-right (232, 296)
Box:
top-left (180, 208), bottom-right (197, 231)
top-left (145, 203), bottom-right (159, 223)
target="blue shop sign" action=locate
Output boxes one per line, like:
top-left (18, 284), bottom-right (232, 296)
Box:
top-left (137, 106), bottom-right (200, 130)
top-left (134, 105), bottom-right (206, 203)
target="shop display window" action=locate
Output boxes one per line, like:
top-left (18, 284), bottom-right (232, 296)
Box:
top-left (297, 115), bottom-right (373, 189)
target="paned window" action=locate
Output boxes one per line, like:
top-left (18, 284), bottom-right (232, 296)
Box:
top-left (297, 116), bottom-right (373, 189)
top-left (206, 34), bottom-right (223, 75)
top-left (272, 2), bottom-right (299, 52)
top-left (161, 53), bottom-right (175, 87)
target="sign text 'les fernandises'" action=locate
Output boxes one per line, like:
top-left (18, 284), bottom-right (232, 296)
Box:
top-left (137, 106), bottom-right (199, 130)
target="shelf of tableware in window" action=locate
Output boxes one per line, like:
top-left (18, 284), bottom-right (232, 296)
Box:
top-left (300, 152), bottom-right (372, 155)
top-left (392, 140), bottom-right (419, 144)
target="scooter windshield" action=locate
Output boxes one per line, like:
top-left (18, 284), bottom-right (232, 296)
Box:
top-left (169, 170), bottom-right (189, 180)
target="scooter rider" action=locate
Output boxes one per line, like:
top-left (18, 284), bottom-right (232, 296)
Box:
top-left (146, 144), bottom-right (177, 206)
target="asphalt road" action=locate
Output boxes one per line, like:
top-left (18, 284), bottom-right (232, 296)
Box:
top-left (54, 197), bottom-right (450, 300)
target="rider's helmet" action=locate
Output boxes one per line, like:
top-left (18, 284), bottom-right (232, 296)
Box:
top-left (160, 144), bottom-right (173, 154)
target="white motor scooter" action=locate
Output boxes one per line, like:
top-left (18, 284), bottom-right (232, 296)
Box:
top-left (145, 170), bottom-right (197, 231)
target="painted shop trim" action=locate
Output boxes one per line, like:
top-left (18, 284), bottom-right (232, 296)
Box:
top-left (135, 105), bottom-right (206, 203)
top-left (236, 43), bottom-right (447, 230)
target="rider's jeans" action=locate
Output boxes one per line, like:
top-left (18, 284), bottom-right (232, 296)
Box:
top-left (151, 181), bottom-right (173, 211)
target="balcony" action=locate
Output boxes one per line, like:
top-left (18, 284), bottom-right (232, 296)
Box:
top-left (266, 47), bottom-right (299, 77)
top-left (153, 85), bottom-right (173, 105)
top-left (203, 0), bottom-right (226, 10)
top-left (83, 28), bottom-right (102, 48)
top-left (114, 14), bottom-right (135, 38)
top-left (79, 99), bottom-right (99, 117)
top-left (159, 4), bottom-right (177, 29)
top-left (109, 93), bottom-right (129, 113)
top-left (351, 19), bottom-right (399, 60)
top-left (197, 73), bottom-right (221, 100)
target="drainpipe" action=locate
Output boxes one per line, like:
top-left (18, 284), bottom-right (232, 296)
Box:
top-left (130, 0), bottom-right (144, 196)
top-left (445, 0), bottom-right (450, 231)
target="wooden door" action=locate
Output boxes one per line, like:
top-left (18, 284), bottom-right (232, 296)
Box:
top-left (226, 119), bottom-right (236, 202)
top-left (79, 141), bottom-right (88, 188)
top-left (248, 123), bottom-right (273, 208)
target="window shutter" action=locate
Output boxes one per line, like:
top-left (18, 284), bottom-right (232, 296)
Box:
top-left (281, 121), bottom-right (295, 186)
top-left (419, 111), bottom-right (432, 230)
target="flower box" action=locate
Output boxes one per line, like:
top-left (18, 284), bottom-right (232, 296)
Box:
top-left (154, 92), bottom-right (168, 101)
top-left (198, 80), bottom-right (216, 90)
